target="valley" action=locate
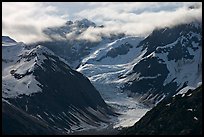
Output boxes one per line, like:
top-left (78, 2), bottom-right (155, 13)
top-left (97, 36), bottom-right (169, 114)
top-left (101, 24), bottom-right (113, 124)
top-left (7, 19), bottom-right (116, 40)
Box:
top-left (2, 2), bottom-right (202, 135)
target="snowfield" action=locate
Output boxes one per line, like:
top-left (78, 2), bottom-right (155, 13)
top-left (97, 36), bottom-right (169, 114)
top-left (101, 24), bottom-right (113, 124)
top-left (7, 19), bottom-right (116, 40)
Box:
top-left (2, 42), bottom-right (42, 98)
top-left (2, 41), bottom-right (69, 98)
top-left (77, 36), bottom-right (151, 128)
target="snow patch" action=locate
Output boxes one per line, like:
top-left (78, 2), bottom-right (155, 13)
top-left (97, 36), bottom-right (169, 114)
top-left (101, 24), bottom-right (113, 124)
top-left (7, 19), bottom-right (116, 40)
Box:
top-left (193, 117), bottom-right (198, 120)
top-left (176, 86), bottom-right (195, 95)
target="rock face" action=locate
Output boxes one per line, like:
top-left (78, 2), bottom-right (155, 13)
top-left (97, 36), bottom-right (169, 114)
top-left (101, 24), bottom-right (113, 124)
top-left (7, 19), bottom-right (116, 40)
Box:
top-left (121, 22), bottom-right (202, 105)
top-left (119, 85), bottom-right (202, 135)
top-left (2, 38), bottom-right (115, 135)
top-left (2, 100), bottom-right (62, 135)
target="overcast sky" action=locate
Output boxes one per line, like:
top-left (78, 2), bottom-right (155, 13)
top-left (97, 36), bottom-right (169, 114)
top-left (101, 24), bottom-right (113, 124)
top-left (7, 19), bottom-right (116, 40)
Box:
top-left (2, 2), bottom-right (202, 43)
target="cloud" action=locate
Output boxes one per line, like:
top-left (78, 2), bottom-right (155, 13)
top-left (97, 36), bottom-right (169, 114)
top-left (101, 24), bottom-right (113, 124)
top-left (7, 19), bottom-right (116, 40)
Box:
top-left (2, 2), bottom-right (68, 43)
top-left (65, 31), bottom-right (78, 40)
top-left (74, 2), bottom-right (202, 41)
top-left (75, 26), bottom-right (122, 42)
top-left (2, 2), bottom-right (202, 43)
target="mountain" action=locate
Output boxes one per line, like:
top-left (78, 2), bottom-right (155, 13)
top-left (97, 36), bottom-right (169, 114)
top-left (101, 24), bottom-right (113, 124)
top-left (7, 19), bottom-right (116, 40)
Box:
top-left (77, 21), bottom-right (202, 107)
top-left (77, 36), bottom-right (145, 103)
top-left (2, 18), bottom-right (202, 134)
top-left (2, 100), bottom-right (62, 135)
top-left (2, 37), bottom-right (116, 134)
top-left (121, 21), bottom-right (202, 105)
top-left (43, 18), bottom-right (96, 39)
top-left (76, 36), bottom-right (153, 128)
top-left (29, 18), bottom-right (125, 68)
top-left (2, 36), bottom-right (16, 43)
top-left (119, 85), bottom-right (202, 135)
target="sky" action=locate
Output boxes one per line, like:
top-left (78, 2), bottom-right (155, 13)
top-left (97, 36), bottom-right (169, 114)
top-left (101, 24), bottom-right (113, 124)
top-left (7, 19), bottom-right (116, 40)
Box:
top-left (2, 2), bottom-right (202, 43)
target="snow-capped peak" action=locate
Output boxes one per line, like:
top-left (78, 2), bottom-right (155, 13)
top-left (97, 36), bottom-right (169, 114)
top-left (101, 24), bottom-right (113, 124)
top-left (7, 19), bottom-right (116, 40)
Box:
top-left (34, 45), bottom-right (55, 56)
top-left (2, 36), bottom-right (17, 43)
top-left (2, 40), bottom-right (71, 98)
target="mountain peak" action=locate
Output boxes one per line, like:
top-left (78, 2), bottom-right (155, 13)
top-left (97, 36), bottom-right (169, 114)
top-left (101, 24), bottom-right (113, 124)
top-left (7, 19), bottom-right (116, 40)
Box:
top-left (2, 36), bottom-right (17, 43)
top-left (188, 3), bottom-right (201, 10)
top-left (74, 18), bottom-right (96, 28)
top-left (65, 20), bottom-right (73, 25)
top-left (35, 45), bottom-right (55, 55)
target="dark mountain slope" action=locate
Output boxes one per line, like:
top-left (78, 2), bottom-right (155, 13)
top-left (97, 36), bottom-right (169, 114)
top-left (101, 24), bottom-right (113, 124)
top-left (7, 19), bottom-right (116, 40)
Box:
top-left (119, 85), bottom-right (202, 135)
top-left (122, 21), bottom-right (202, 105)
top-left (2, 40), bottom-right (116, 134)
top-left (2, 100), bottom-right (63, 135)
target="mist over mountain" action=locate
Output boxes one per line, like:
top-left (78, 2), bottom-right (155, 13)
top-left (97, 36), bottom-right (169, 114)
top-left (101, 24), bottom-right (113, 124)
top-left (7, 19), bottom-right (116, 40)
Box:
top-left (2, 2), bottom-right (202, 135)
